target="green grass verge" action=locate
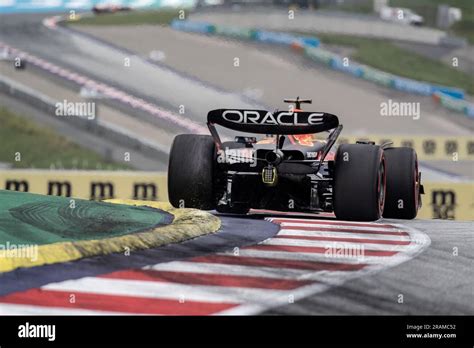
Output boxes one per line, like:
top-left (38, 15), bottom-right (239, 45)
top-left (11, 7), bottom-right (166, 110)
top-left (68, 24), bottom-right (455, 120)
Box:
top-left (70, 9), bottom-right (186, 26)
top-left (0, 107), bottom-right (130, 169)
top-left (304, 33), bottom-right (473, 95)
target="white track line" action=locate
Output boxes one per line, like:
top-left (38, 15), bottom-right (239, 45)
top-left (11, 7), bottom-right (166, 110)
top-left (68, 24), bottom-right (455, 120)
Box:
top-left (269, 218), bottom-right (390, 225)
top-left (0, 303), bottom-right (124, 315)
top-left (229, 250), bottom-right (388, 264)
top-left (146, 261), bottom-right (353, 283)
top-left (276, 229), bottom-right (411, 241)
top-left (278, 222), bottom-right (404, 232)
top-left (42, 278), bottom-right (307, 305)
top-left (263, 237), bottom-right (409, 251)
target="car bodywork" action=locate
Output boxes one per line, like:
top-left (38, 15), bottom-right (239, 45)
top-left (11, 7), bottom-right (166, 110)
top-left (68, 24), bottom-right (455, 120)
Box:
top-left (207, 100), bottom-right (347, 213)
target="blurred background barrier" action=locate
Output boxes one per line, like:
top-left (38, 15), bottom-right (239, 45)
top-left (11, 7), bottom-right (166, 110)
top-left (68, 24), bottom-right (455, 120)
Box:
top-left (467, 106), bottom-right (474, 118)
top-left (0, 170), bottom-right (168, 201)
top-left (330, 57), bottom-right (364, 77)
top-left (303, 45), bottom-right (334, 65)
top-left (337, 135), bottom-right (474, 161)
top-left (430, 86), bottom-right (465, 99)
top-left (419, 182), bottom-right (474, 220)
top-left (360, 65), bottom-right (393, 87)
top-left (254, 30), bottom-right (320, 47)
top-left (170, 19), bottom-right (320, 47)
top-left (0, 170), bottom-right (471, 220)
top-left (170, 19), bottom-right (215, 34)
top-left (391, 77), bottom-right (433, 96)
top-left (214, 26), bottom-right (256, 40)
top-left (171, 20), bottom-right (470, 114)
top-left (433, 91), bottom-right (474, 119)
top-left (302, 48), bottom-right (468, 101)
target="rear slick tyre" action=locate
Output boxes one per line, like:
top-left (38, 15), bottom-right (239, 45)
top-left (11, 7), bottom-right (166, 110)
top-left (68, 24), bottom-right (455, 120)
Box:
top-left (334, 144), bottom-right (386, 221)
top-left (383, 147), bottom-right (419, 219)
top-left (168, 134), bottom-right (216, 210)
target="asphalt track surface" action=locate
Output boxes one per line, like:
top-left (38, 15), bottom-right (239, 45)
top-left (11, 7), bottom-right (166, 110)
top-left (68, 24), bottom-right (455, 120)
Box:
top-left (0, 11), bottom-right (472, 315)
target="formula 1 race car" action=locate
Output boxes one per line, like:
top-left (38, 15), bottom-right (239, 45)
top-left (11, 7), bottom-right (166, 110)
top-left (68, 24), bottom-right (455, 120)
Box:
top-left (168, 98), bottom-right (423, 221)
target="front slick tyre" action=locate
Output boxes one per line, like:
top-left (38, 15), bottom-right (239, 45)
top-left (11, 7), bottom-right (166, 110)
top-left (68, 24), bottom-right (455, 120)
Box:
top-left (168, 134), bottom-right (216, 210)
top-left (334, 144), bottom-right (386, 221)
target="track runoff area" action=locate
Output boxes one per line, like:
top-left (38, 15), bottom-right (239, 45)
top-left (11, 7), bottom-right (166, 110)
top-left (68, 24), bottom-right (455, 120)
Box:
top-left (0, 216), bottom-right (429, 315)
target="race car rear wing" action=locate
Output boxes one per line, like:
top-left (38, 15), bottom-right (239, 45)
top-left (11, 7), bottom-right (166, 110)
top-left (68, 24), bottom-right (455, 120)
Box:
top-left (207, 109), bottom-right (339, 135)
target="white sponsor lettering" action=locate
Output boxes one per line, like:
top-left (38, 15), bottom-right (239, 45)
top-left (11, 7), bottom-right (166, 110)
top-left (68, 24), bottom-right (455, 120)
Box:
top-left (222, 110), bottom-right (324, 126)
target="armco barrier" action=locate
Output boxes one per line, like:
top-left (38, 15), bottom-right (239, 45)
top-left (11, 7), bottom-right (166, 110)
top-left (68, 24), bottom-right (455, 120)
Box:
top-left (170, 19), bottom-right (320, 48)
top-left (439, 95), bottom-right (468, 113)
top-left (391, 77), bottom-right (433, 96)
top-left (360, 66), bottom-right (393, 87)
top-left (254, 30), bottom-right (319, 47)
top-left (303, 47), bottom-right (467, 103)
top-left (467, 105), bottom-right (474, 118)
top-left (214, 26), bottom-right (256, 40)
top-left (170, 20), bottom-right (215, 34)
top-left (330, 57), bottom-right (364, 78)
top-left (303, 46), bottom-right (333, 65)
top-left (254, 30), bottom-right (296, 45)
top-left (431, 86), bottom-right (465, 100)
top-left (433, 91), bottom-right (474, 119)
top-left (301, 37), bottom-right (320, 48)
top-left (337, 135), bottom-right (474, 161)
top-left (0, 170), bottom-right (471, 220)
